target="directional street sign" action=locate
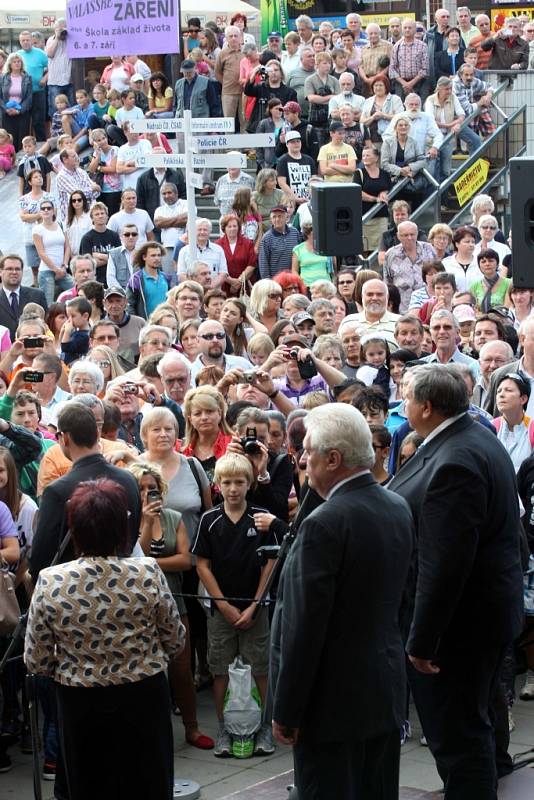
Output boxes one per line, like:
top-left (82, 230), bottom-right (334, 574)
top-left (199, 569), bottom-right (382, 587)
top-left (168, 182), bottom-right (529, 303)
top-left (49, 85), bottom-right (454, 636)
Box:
top-left (134, 153), bottom-right (247, 169)
top-left (129, 117), bottom-right (235, 134)
top-left (189, 133), bottom-right (275, 149)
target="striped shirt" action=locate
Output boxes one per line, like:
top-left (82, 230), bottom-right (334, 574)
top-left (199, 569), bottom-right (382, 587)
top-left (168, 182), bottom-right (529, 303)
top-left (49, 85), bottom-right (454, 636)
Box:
top-left (45, 35), bottom-right (72, 86)
top-left (258, 225), bottom-right (302, 279)
top-left (389, 38), bottom-right (429, 81)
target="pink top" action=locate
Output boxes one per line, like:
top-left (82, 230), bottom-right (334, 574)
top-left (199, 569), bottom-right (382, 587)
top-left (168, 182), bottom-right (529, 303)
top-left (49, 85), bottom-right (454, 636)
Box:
top-left (0, 143), bottom-right (15, 162)
top-left (8, 75), bottom-right (22, 103)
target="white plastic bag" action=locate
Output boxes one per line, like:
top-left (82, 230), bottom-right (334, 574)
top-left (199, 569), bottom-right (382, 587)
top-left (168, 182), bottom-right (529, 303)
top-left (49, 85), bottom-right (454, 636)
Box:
top-left (223, 656), bottom-right (261, 757)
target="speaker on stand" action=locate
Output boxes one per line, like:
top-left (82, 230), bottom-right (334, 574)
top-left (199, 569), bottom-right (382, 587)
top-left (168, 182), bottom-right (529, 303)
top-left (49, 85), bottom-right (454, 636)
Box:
top-left (509, 157), bottom-right (534, 288)
top-left (311, 182), bottom-right (363, 258)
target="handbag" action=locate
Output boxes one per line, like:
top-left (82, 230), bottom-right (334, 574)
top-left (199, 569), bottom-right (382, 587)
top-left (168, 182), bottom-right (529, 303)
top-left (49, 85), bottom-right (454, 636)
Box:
top-left (0, 560), bottom-right (20, 635)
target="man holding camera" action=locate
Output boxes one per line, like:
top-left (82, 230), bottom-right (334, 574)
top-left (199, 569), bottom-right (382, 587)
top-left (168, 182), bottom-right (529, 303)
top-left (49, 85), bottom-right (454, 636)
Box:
top-left (271, 333), bottom-right (346, 407)
top-left (45, 19), bottom-right (73, 108)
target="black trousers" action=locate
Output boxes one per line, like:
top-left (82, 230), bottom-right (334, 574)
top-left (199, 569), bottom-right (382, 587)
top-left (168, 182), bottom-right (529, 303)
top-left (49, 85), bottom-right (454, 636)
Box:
top-left (55, 671), bottom-right (174, 800)
top-left (1, 110), bottom-right (31, 152)
top-left (294, 728), bottom-right (400, 800)
top-left (31, 91), bottom-right (47, 141)
top-left (408, 644), bottom-right (509, 800)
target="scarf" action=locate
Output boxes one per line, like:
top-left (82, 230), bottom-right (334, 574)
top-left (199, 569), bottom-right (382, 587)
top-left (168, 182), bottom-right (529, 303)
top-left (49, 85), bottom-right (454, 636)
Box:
top-left (481, 273), bottom-right (500, 313)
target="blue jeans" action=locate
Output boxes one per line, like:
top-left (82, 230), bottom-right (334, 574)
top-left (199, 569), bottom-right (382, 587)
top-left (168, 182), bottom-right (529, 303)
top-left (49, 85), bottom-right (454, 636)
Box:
top-left (39, 270), bottom-right (74, 306)
top-left (48, 83), bottom-right (74, 111)
top-left (437, 126), bottom-right (482, 183)
top-left (36, 676), bottom-right (58, 763)
top-left (31, 91), bottom-right (47, 142)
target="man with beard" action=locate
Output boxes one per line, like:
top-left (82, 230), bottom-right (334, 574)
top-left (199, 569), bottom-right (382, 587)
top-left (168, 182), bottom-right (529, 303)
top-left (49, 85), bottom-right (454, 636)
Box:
top-left (190, 320), bottom-right (251, 382)
top-left (344, 279), bottom-right (400, 350)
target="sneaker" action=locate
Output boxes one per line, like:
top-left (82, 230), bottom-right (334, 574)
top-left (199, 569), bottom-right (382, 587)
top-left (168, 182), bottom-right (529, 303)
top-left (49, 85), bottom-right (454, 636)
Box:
top-left (420, 734), bottom-right (428, 747)
top-left (400, 720), bottom-right (412, 746)
top-left (213, 725), bottom-right (232, 758)
top-left (43, 761), bottom-right (56, 780)
top-left (254, 724), bottom-right (275, 756)
top-left (0, 752), bottom-right (12, 773)
top-left (508, 708), bottom-right (515, 733)
top-left (520, 670), bottom-right (534, 700)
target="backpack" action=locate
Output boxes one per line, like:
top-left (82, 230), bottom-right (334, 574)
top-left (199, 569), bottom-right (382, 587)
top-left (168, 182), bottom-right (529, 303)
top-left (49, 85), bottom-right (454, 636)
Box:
top-left (492, 416), bottom-right (534, 446)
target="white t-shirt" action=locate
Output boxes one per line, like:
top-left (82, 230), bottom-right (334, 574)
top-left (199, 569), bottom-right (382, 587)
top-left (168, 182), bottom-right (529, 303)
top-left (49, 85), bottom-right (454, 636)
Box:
top-left (154, 200), bottom-right (189, 247)
top-left (108, 208), bottom-right (155, 245)
top-left (17, 494), bottom-right (38, 560)
top-left (117, 139), bottom-right (152, 190)
top-left (115, 105), bottom-right (144, 129)
top-left (109, 65), bottom-right (131, 92)
top-left (33, 223), bottom-right (66, 272)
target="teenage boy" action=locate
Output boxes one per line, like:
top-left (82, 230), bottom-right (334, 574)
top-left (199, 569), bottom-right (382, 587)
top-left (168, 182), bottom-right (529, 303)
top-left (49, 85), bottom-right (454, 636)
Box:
top-left (191, 453), bottom-right (278, 759)
top-left (60, 296), bottom-right (92, 365)
top-left (17, 135), bottom-right (53, 194)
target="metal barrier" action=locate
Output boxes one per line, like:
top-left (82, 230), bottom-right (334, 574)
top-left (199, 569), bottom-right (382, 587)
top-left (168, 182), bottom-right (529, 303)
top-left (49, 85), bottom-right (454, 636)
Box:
top-left (359, 79), bottom-right (526, 269)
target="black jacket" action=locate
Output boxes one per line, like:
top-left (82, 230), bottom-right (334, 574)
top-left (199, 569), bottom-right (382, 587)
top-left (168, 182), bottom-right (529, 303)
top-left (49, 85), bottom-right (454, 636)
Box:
top-left (29, 453), bottom-right (142, 580)
top-left (0, 286), bottom-right (48, 340)
top-left (271, 473), bottom-right (413, 740)
top-left (135, 167), bottom-right (186, 228)
top-left (389, 413), bottom-right (524, 658)
top-left (243, 80), bottom-right (297, 133)
top-left (247, 452), bottom-right (293, 522)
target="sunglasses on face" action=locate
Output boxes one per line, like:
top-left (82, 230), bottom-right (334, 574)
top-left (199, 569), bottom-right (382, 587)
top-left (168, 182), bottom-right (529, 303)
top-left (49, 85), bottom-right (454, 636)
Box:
top-left (71, 198), bottom-right (83, 204)
top-left (41, 206), bottom-right (53, 211)
top-left (123, 232), bottom-right (138, 237)
top-left (200, 332), bottom-right (226, 341)
top-left (96, 360), bottom-right (111, 368)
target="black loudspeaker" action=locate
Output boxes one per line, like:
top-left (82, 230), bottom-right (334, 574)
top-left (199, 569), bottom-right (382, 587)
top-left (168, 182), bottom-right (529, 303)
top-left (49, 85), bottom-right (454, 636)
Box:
top-left (311, 183), bottom-right (362, 257)
top-left (510, 157), bottom-right (534, 288)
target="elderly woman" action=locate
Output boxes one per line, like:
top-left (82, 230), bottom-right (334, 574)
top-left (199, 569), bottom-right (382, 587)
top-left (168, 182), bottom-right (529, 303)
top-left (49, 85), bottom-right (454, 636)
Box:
top-left (86, 344), bottom-right (124, 393)
top-left (181, 386), bottom-right (233, 488)
top-left (312, 334), bottom-right (344, 370)
top-left (0, 52), bottom-right (32, 151)
top-left (249, 278), bottom-right (284, 332)
top-left (273, 271), bottom-right (307, 299)
top-left (361, 77), bottom-right (403, 147)
top-left (474, 215), bottom-right (511, 266)
top-left (68, 360), bottom-right (105, 396)
top-left (493, 372), bottom-right (534, 472)
top-left (24, 478), bottom-right (184, 800)
top-left (130, 458), bottom-right (213, 750)
top-left (470, 195), bottom-right (507, 244)
top-left (214, 214), bottom-right (257, 296)
top-left (380, 116), bottom-right (428, 199)
top-left (469, 249), bottom-right (511, 312)
top-left (427, 223), bottom-right (453, 261)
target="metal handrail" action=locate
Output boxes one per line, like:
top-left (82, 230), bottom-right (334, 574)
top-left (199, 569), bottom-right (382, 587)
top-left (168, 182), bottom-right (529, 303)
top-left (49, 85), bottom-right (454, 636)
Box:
top-left (358, 80), bottom-right (525, 269)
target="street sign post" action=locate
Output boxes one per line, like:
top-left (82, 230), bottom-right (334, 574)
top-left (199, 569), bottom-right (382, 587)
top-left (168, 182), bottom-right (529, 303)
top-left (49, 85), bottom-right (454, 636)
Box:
top-left (129, 118), bottom-right (235, 134)
top-left (190, 133), bottom-right (275, 149)
top-left (135, 153), bottom-right (247, 169)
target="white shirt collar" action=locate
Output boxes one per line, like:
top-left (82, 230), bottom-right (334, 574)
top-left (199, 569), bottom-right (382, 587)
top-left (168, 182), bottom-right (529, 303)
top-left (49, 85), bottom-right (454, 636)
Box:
top-left (422, 412), bottom-right (467, 448)
top-left (3, 286), bottom-right (20, 300)
top-left (326, 470), bottom-right (371, 500)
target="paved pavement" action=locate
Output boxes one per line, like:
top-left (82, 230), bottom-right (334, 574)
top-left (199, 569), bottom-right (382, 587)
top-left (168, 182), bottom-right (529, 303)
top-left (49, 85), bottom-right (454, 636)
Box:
top-left (2, 681), bottom-right (534, 799)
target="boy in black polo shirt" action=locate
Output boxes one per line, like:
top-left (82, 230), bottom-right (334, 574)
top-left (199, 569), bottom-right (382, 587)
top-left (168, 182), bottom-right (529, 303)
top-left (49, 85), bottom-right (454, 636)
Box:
top-left (191, 453), bottom-right (278, 759)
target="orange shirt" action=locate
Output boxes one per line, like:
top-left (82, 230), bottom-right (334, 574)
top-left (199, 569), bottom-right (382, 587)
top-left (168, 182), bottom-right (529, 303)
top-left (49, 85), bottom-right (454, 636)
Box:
top-left (37, 437), bottom-right (131, 496)
top-left (469, 33), bottom-right (494, 70)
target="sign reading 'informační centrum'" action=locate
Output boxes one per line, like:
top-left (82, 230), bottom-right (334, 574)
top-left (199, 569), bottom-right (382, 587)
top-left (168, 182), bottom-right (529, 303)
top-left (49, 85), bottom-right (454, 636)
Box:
top-left (66, 0), bottom-right (180, 57)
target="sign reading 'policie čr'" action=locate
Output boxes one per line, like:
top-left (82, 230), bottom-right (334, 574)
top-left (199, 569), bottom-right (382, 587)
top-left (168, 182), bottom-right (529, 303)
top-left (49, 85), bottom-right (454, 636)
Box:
top-left (66, 0), bottom-right (180, 57)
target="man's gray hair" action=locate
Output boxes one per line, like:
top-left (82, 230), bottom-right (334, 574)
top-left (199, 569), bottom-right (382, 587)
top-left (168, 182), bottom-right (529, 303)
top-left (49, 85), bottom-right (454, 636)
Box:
top-left (187, 260), bottom-right (209, 278)
top-left (196, 217), bottom-right (212, 232)
top-left (68, 361), bottom-right (105, 394)
top-left (411, 364), bottom-right (469, 417)
top-left (284, 294), bottom-right (310, 312)
top-left (310, 280), bottom-right (337, 299)
top-left (430, 308), bottom-right (459, 329)
top-left (313, 334), bottom-right (343, 360)
top-left (404, 93), bottom-right (421, 105)
top-left (309, 298), bottom-right (335, 316)
top-left (339, 72), bottom-right (355, 84)
top-left (236, 407), bottom-right (270, 432)
top-left (296, 14), bottom-right (314, 28)
top-left (68, 392), bottom-right (104, 412)
top-left (139, 324), bottom-right (173, 347)
top-left (305, 404), bottom-right (374, 470)
top-left (70, 253), bottom-right (96, 272)
top-left (478, 340), bottom-right (514, 362)
top-left (157, 350), bottom-right (192, 376)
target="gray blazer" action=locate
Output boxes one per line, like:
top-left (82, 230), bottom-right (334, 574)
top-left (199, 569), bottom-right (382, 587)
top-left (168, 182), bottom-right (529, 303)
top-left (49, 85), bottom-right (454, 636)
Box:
top-left (380, 135), bottom-right (427, 178)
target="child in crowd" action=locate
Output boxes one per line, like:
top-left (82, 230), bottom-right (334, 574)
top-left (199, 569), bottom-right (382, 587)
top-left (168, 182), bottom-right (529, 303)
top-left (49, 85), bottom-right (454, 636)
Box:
top-left (61, 89), bottom-right (92, 152)
top-left (60, 297), bottom-right (92, 365)
top-left (17, 136), bottom-right (53, 195)
top-left (356, 333), bottom-right (391, 397)
top-left (397, 431), bottom-right (424, 470)
top-left (190, 47), bottom-right (212, 77)
top-left (0, 129), bottom-right (15, 179)
top-left (353, 385), bottom-right (389, 426)
top-left (39, 95), bottom-right (70, 157)
top-left (247, 333), bottom-right (275, 367)
top-left (388, 348), bottom-right (419, 406)
top-left (191, 453), bottom-right (278, 758)
top-left (87, 83), bottom-right (111, 130)
top-left (50, 134), bottom-right (74, 173)
top-left (106, 89), bottom-right (122, 121)
top-left (370, 424), bottom-right (392, 485)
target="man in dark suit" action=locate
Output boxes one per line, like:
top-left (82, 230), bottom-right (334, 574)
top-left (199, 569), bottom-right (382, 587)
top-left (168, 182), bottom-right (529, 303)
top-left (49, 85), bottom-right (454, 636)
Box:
top-left (0, 254), bottom-right (48, 340)
top-left (271, 403), bottom-right (414, 799)
top-left (389, 364), bottom-right (524, 799)
top-left (30, 403), bottom-right (142, 580)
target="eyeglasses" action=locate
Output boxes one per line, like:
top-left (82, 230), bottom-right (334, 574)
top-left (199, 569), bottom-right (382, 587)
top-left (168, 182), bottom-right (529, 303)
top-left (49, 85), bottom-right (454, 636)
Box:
top-left (338, 280), bottom-right (354, 285)
top-left (93, 334), bottom-right (118, 342)
top-left (200, 332), bottom-right (226, 341)
top-left (481, 225), bottom-right (497, 230)
top-left (70, 378), bottom-right (95, 387)
top-left (122, 232), bottom-right (138, 237)
top-left (71, 197), bottom-right (83, 204)
top-left (503, 372), bottom-right (526, 383)
top-left (268, 293), bottom-right (282, 300)
top-left (40, 206), bottom-right (53, 211)
top-left (145, 339), bottom-right (169, 347)
top-left (95, 360), bottom-right (111, 368)
top-left (165, 376), bottom-right (189, 384)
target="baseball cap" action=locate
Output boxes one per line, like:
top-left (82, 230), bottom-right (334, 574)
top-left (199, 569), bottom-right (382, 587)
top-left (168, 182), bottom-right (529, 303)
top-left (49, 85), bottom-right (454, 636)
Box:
top-left (453, 304), bottom-right (476, 323)
top-left (285, 130), bottom-right (301, 143)
top-left (131, 73), bottom-right (144, 82)
top-left (104, 286), bottom-right (126, 300)
top-left (281, 333), bottom-right (309, 348)
top-left (180, 59), bottom-right (195, 71)
top-left (268, 31), bottom-right (282, 38)
top-left (283, 101), bottom-right (301, 114)
top-left (270, 205), bottom-right (287, 214)
top-left (329, 120), bottom-right (344, 132)
top-left (291, 311), bottom-right (314, 327)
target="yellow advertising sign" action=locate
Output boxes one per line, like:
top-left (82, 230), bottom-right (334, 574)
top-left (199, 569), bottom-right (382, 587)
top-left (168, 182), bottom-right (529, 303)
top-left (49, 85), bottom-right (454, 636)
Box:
top-left (491, 7), bottom-right (534, 30)
top-left (359, 12), bottom-right (415, 28)
top-left (454, 158), bottom-right (490, 207)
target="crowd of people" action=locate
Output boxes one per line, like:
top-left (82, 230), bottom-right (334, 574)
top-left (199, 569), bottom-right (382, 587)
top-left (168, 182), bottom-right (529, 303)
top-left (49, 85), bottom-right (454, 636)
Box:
top-left (0, 7), bottom-right (532, 800)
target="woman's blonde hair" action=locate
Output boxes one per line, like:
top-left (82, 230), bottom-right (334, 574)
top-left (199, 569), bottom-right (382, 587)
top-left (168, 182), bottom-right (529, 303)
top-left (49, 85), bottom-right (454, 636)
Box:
top-left (140, 406), bottom-right (179, 448)
top-left (128, 461), bottom-right (169, 496)
top-left (182, 385), bottom-right (232, 449)
top-left (87, 344), bottom-right (124, 381)
top-left (247, 333), bottom-right (275, 360)
top-left (301, 390), bottom-right (330, 409)
top-left (3, 53), bottom-right (26, 76)
top-left (149, 303), bottom-right (179, 329)
top-left (214, 453), bottom-right (253, 486)
top-left (249, 279), bottom-right (281, 317)
top-left (428, 223), bottom-right (453, 243)
top-left (255, 168), bottom-right (278, 194)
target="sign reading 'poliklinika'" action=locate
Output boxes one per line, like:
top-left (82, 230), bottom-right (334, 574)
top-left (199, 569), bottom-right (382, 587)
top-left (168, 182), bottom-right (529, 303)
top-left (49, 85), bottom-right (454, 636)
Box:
top-left (66, 0), bottom-right (180, 57)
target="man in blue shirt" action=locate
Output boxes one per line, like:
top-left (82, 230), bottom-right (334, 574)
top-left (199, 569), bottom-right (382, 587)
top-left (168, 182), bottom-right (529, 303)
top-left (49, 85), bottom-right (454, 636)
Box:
top-left (18, 30), bottom-right (48, 141)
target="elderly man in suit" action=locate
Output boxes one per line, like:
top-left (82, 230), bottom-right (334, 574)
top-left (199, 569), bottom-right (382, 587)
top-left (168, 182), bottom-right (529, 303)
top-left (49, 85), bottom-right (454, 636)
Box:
top-left (0, 254), bottom-right (47, 339)
top-left (390, 364), bottom-right (524, 799)
top-left (271, 403), bottom-right (414, 799)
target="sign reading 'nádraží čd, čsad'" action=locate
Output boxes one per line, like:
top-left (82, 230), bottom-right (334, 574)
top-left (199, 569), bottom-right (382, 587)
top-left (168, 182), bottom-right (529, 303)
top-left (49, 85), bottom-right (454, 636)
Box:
top-left (66, 0), bottom-right (180, 57)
